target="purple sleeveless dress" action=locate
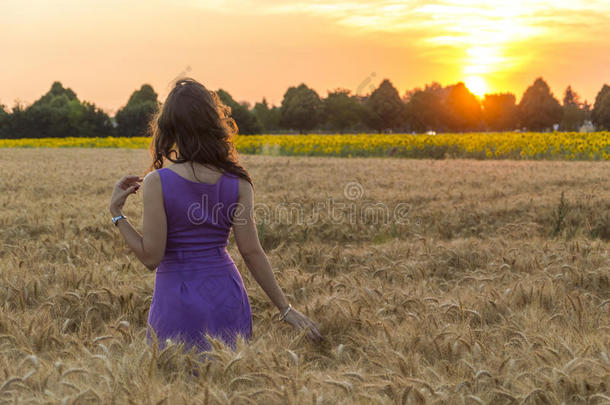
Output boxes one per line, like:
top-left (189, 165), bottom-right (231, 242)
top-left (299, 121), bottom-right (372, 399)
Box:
top-left (145, 167), bottom-right (252, 355)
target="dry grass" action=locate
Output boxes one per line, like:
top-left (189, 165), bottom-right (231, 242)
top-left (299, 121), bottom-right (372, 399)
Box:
top-left (0, 148), bottom-right (609, 404)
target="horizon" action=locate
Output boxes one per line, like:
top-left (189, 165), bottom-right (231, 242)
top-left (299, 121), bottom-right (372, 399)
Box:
top-left (2, 0), bottom-right (609, 115)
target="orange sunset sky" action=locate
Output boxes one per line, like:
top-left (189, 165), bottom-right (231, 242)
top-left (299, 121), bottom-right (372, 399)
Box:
top-left (2, 0), bottom-right (609, 115)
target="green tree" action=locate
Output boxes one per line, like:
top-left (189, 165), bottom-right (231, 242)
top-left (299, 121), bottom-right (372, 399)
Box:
top-left (1, 81), bottom-right (112, 139)
top-left (80, 101), bottom-right (114, 137)
top-left (404, 82), bottom-right (446, 132)
top-left (482, 93), bottom-right (518, 131)
top-left (592, 84), bottom-right (610, 130)
top-left (115, 84), bottom-right (159, 137)
top-left (444, 82), bottom-right (482, 131)
top-left (517, 77), bottom-right (563, 131)
top-left (404, 82), bottom-right (482, 132)
top-left (560, 85), bottom-right (585, 131)
top-left (0, 103), bottom-right (9, 138)
top-left (363, 79), bottom-right (404, 133)
top-left (33, 81), bottom-right (78, 106)
top-left (280, 83), bottom-right (321, 134)
top-left (28, 82), bottom-right (81, 138)
top-left (217, 89), bottom-right (262, 134)
top-left (321, 89), bottom-right (363, 133)
top-left (2, 102), bottom-right (25, 139)
top-left (253, 98), bottom-right (281, 132)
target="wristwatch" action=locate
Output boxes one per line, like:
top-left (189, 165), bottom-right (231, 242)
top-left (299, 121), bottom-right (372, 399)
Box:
top-left (112, 214), bottom-right (127, 226)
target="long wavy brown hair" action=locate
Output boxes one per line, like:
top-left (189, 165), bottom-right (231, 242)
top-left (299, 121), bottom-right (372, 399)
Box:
top-left (146, 77), bottom-right (252, 185)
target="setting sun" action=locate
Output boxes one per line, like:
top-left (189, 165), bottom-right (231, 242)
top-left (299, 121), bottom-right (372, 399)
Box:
top-left (1, 0), bottom-right (609, 111)
top-left (465, 76), bottom-right (487, 97)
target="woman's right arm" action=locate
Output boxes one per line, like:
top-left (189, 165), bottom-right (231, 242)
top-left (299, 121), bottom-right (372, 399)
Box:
top-left (232, 178), bottom-right (324, 343)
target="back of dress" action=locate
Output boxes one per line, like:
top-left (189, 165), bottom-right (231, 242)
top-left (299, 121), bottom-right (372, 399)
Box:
top-left (146, 167), bottom-right (252, 355)
top-left (162, 166), bottom-right (237, 254)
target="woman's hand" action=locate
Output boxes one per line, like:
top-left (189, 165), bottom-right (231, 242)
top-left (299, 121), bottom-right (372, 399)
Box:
top-left (282, 307), bottom-right (325, 343)
top-left (110, 175), bottom-right (143, 216)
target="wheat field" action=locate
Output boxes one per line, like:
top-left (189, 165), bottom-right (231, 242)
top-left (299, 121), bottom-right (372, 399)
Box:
top-left (0, 148), bottom-right (609, 404)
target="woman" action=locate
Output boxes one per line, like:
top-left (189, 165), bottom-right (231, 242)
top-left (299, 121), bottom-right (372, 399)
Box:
top-left (108, 77), bottom-right (324, 356)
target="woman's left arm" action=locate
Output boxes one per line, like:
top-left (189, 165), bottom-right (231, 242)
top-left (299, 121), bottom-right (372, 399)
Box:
top-left (109, 172), bottom-right (167, 271)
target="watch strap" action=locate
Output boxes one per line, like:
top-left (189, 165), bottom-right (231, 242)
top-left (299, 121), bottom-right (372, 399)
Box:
top-left (112, 214), bottom-right (127, 226)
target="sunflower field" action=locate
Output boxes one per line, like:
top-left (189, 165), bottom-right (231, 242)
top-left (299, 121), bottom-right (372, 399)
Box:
top-left (1, 132), bottom-right (608, 160)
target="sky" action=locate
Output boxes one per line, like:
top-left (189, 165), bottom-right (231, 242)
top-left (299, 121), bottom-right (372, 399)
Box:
top-left (1, 0), bottom-right (609, 115)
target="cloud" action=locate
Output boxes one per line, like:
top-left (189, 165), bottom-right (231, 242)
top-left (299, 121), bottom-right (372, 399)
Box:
top-left (188, 0), bottom-right (608, 39)
top-left (221, 0), bottom-right (609, 80)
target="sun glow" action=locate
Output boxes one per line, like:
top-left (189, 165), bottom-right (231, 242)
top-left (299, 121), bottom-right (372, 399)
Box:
top-left (464, 46), bottom-right (505, 75)
top-left (465, 76), bottom-right (487, 97)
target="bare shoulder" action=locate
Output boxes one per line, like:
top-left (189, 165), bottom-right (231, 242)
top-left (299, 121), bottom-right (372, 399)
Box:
top-left (237, 178), bottom-right (253, 202)
top-left (142, 170), bottom-right (162, 191)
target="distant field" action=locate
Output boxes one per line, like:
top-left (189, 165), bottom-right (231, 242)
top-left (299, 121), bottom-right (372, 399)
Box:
top-left (1, 131), bottom-right (609, 160)
top-left (0, 148), bottom-right (608, 404)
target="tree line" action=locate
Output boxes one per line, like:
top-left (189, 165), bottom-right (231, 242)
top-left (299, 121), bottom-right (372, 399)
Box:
top-left (1, 77), bottom-right (609, 139)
